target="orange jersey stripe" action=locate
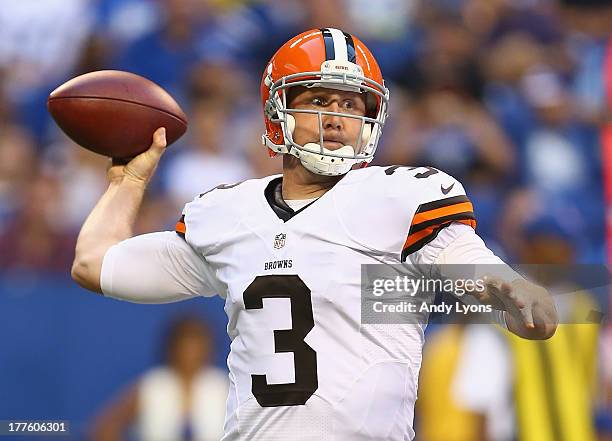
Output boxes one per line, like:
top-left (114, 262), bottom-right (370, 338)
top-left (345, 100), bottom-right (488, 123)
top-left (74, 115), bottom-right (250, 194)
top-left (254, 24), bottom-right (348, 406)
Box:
top-left (412, 201), bottom-right (474, 226)
top-left (402, 219), bottom-right (475, 251)
top-left (404, 225), bottom-right (439, 249)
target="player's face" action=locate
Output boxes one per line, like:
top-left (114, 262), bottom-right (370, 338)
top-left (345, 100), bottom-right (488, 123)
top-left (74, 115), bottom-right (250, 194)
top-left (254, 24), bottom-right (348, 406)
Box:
top-left (288, 87), bottom-right (367, 151)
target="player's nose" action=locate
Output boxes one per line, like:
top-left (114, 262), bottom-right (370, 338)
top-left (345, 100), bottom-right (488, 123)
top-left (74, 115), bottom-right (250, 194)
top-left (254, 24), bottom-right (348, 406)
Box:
top-left (322, 103), bottom-right (343, 130)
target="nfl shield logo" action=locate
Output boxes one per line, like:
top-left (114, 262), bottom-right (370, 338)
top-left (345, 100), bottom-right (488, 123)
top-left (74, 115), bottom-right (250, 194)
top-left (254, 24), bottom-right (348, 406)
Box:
top-left (273, 233), bottom-right (286, 249)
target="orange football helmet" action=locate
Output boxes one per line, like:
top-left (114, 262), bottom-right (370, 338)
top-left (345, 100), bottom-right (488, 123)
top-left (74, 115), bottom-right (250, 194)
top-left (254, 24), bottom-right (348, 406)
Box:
top-left (261, 28), bottom-right (390, 176)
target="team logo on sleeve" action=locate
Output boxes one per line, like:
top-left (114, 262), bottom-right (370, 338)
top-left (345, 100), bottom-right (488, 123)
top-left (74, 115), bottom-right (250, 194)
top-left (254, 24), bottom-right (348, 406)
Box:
top-left (274, 233), bottom-right (287, 249)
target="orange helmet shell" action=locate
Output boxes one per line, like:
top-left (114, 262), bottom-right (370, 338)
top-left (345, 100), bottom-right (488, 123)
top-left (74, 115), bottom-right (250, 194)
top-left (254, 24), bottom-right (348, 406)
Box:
top-left (261, 29), bottom-right (386, 153)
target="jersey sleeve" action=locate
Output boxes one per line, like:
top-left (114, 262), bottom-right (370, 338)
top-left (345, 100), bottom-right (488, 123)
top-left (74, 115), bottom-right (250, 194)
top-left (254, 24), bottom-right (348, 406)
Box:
top-left (410, 224), bottom-right (520, 328)
top-left (399, 167), bottom-right (476, 262)
top-left (174, 182), bottom-right (246, 254)
top-left (100, 231), bottom-right (220, 302)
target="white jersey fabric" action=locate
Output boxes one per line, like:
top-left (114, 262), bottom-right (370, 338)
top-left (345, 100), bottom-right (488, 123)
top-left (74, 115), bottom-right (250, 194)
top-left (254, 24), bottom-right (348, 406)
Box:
top-left (100, 165), bottom-right (509, 441)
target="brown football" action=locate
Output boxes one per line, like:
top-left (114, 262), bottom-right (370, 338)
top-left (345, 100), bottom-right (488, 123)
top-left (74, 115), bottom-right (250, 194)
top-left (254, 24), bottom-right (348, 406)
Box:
top-left (47, 70), bottom-right (188, 158)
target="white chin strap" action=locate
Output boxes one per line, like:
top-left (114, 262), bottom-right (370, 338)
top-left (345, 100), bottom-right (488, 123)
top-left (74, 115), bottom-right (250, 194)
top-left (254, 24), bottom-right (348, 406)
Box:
top-left (285, 114), bottom-right (372, 176)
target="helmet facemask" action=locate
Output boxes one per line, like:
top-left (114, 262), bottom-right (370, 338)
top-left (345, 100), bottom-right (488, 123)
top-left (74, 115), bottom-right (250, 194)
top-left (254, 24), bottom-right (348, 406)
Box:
top-left (263, 60), bottom-right (389, 176)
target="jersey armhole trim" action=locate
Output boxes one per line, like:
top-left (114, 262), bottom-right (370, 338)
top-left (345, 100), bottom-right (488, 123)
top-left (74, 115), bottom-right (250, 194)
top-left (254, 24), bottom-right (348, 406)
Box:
top-left (175, 214), bottom-right (186, 239)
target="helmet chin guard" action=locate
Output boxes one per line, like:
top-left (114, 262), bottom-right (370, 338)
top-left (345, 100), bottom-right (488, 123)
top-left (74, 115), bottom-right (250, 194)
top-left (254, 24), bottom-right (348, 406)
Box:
top-left (261, 28), bottom-right (390, 177)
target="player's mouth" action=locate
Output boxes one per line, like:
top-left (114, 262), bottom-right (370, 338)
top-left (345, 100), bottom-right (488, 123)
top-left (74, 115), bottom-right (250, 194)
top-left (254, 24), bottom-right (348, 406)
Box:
top-left (323, 141), bottom-right (343, 149)
top-left (322, 137), bottom-right (345, 149)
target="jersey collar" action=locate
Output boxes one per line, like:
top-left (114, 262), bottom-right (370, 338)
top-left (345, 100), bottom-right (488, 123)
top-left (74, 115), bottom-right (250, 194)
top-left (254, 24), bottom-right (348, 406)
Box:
top-left (264, 177), bottom-right (320, 222)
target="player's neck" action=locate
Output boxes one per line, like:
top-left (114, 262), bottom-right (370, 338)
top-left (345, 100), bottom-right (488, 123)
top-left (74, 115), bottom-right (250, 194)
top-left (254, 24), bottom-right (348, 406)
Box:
top-left (281, 156), bottom-right (342, 200)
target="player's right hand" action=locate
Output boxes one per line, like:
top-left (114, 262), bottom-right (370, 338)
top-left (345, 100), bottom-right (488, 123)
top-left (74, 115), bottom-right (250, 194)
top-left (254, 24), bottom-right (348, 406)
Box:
top-left (107, 127), bottom-right (167, 186)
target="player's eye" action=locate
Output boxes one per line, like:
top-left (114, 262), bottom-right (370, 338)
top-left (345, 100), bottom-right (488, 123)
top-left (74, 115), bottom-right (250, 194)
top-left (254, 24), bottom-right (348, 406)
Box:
top-left (343, 100), bottom-right (354, 109)
top-left (311, 97), bottom-right (326, 106)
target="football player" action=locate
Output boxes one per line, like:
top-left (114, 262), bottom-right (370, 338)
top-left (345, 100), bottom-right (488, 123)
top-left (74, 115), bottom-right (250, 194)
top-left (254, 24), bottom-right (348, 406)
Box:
top-left (72, 28), bottom-right (558, 440)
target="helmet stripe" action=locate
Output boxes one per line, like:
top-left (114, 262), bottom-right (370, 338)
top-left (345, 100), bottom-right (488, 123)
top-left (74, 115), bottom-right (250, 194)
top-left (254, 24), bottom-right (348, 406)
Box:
top-left (328, 28), bottom-right (348, 61)
top-left (343, 32), bottom-right (357, 63)
top-left (320, 28), bottom-right (335, 60)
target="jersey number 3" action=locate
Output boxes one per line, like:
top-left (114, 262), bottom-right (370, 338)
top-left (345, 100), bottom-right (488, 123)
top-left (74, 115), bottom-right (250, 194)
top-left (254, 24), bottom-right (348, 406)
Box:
top-left (243, 275), bottom-right (318, 407)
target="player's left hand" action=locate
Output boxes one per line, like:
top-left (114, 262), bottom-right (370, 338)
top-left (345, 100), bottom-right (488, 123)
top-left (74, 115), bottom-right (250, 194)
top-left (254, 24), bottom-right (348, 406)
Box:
top-left (473, 276), bottom-right (558, 340)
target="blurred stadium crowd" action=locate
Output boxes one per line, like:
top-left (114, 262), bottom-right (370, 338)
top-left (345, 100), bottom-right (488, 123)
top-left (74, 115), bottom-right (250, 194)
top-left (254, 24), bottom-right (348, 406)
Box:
top-left (0, 0), bottom-right (611, 271)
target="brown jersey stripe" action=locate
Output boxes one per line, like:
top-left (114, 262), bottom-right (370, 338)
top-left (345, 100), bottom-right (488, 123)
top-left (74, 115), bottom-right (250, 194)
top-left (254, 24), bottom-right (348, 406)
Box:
top-left (401, 195), bottom-right (477, 261)
top-left (402, 217), bottom-right (476, 249)
top-left (415, 195), bottom-right (471, 213)
top-left (401, 219), bottom-right (475, 261)
top-left (404, 216), bottom-right (476, 249)
top-left (412, 201), bottom-right (474, 226)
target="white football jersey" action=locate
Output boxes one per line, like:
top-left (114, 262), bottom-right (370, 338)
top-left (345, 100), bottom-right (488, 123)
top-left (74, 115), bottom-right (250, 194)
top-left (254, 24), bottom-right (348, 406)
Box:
top-left (175, 165), bottom-right (476, 441)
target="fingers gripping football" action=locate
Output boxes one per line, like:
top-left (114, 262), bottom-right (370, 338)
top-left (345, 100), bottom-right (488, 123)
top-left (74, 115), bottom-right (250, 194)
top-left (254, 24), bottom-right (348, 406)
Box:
top-left (107, 127), bottom-right (167, 186)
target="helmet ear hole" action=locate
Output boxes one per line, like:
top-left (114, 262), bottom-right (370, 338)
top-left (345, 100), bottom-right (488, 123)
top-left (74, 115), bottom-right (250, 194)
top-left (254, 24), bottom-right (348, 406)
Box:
top-left (286, 114), bottom-right (296, 135)
top-left (366, 92), bottom-right (378, 118)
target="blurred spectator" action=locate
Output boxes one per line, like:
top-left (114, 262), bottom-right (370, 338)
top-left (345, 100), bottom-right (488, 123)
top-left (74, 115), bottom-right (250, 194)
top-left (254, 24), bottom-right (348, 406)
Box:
top-left (481, 32), bottom-right (544, 150)
top-left (112, 0), bottom-right (221, 106)
top-left (96, 0), bottom-right (159, 47)
top-left (162, 60), bottom-right (261, 207)
top-left (0, 124), bottom-right (37, 229)
top-left (0, 0), bottom-right (94, 97)
top-left (183, 58), bottom-right (281, 177)
top-left (346, 0), bottom-right (417, 40)
top-left (0, 122), bottom-right (64, 269)
top-left (133, 194), bottom-right (180, 234)
top-left (561, 2), bottom-right (612, 124)
top-left (381, 88), bottom-right (515, 181)
top-left (0, 68), bottom-right (11, 125)
top-left (452, 216), bottom-right (601, 441)
top-left (386, 14), bottom-right (516, 202)
top-left (405, 13), bottom-right (485, 99)
top-left (521, 66), bottom-right (602, 205)
top-left (496, 184), bottom-right (602, 263)
top-left (417, 322), bottom-right (490, 441)
top-left (41, 142), bottom-right (109, 231)
top-left (73, 35), bottom-right (115, 77)
top-left (485, 0), bottom-right (563, 46)
top-left (164, 99), bottom-right (254, 208)
top-left (342, 0), bottom-right (420, 81)
top-left (199, 0), bottom-right (367, 79)
top-left (90, 316), bottom-right (228, 441)
top-left (14, 31), bottom-right (114, 144)
top-left (490, 63), bottom-right (605, 260)
top-left (0, 172), bottom-right (76, 273)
